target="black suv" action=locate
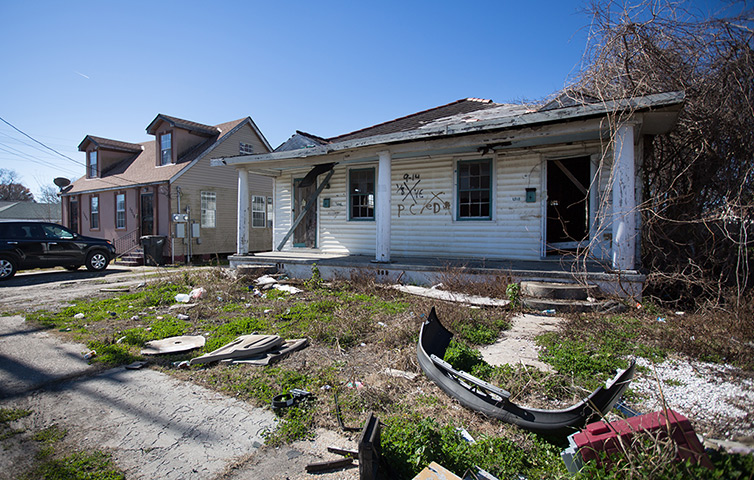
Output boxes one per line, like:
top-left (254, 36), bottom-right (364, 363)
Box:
top-left (0, 222), bottom-right (116, 280)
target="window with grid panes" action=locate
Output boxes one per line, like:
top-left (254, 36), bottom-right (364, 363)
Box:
top-left (252, 195), bottom-right (266, 227)
top-left (115, 193), bottom-right (126, 229)
top-left (457, 159), bottom-right (491, 220)
top-left (201, 191), bottom-right (216, 228)
top-left (349, 168), bottom-right (374, 220)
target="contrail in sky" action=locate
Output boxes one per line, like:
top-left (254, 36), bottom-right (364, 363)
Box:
top-left (75, 71), bottom-right (90, 79)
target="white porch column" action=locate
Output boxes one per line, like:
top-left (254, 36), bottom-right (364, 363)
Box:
top-left (375, 150), bottom-right (392, 263)
top-left (236, 167), bottom-right (250, 255)
top-left (612, 124), bottom-right (637, 271)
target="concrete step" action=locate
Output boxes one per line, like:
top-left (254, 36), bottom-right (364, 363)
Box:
top-left (522, 297), bottom-right (625, 314)
top-left (520, 281), bottom-right (599, 301)
top-left (118, 249), bottom-right (144, 266)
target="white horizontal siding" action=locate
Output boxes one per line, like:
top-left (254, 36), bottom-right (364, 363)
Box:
top-left (270, 144), bottom-right (629, 262)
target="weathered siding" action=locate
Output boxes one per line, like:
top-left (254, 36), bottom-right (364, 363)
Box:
top-left (271, 142), bottom-right (623, 262)
top-left (174, 123), bottom-right (273, 257)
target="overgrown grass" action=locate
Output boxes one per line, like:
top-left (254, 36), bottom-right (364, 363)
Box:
top-left (0, 407), bottom-right (32, 441)
top-left (382, 414), bottom-right (565, 479)
top-left (17, 267), bottom-right (754, 479)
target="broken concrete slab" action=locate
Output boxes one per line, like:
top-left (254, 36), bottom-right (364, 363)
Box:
top-left (392, 285), bottom-right (510, 307)
top-left (189, 334), bottom-right (283, 365)
top-left (140, 335), bottom-right (206, 355)
top-left (478, 313), bottom-right (562, 372)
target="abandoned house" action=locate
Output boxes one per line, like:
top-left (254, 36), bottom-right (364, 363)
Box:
top-left (211, 93), bottom-right (684, 296)
top-left (61, 114), bottom-right (273, 263)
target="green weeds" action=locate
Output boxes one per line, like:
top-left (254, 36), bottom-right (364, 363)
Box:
top-left (381, 414), bottom-right (565, 479)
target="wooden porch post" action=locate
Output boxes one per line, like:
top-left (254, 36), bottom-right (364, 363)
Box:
top-left (612, 124), bottom-right (637, 271)
top-left (375, 150), bottom-right (391, 263)
top-left (237, 167), bottom-right (250, 255)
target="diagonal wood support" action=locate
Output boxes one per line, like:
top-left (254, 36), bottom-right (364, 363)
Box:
top-left (276, 169), bottom-right (334, 251)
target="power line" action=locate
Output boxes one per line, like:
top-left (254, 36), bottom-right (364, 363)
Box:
top-left (0, 115), bottom-right (84, 168)
top-left (0, 115), bottom-right (145, 190)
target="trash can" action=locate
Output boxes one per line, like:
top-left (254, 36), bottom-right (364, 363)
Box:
top-left (140, 235), bottom-right (166, 266)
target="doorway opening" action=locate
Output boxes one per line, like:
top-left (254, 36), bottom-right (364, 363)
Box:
top-left (546, 156), bottom-right (592, 253)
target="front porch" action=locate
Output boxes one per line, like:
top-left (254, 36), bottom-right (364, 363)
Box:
top-left (229, 252), bottom-right (645, 299)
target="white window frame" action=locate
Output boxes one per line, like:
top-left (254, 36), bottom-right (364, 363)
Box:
top-left (160, 132), bottom-right (172, 165)
top-left (90, 195), bottom-right (99, 230)
top-left (252, 195), bottom-right (266, 228)
top-left (201, 191), bottom-right (216, 228)
top-left (89, 151), bottom-right (98, 178)
top-left (115, 193), bottom-right (126, 229)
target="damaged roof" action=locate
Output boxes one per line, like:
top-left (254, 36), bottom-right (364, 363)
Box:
top-left (214, 91), bottom-right (685, 170)
top-left (328, 98), bottom-right (506, 142)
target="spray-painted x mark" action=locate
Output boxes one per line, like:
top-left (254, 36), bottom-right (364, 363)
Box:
top-left (397, 179), bottom-right (422, 203)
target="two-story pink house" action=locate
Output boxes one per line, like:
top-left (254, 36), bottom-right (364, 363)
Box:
top-left (61, 114), bottom-right (273, 263)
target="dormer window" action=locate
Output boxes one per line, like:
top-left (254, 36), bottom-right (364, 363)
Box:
top-left (88, 151), bottom-right (98, 178)
top-left (160, 133), bottom-right (172, 165)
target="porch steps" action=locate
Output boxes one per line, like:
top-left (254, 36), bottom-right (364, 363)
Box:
top-left (118, 248), bottom-right (145, 267)
top-left (520, 281), bottom-right (623, 313)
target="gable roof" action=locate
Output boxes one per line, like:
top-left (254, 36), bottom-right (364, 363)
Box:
top-left (77, 135), bottom-right (144, 153)
top-left (146, 114), bottom-right (220, 136)
top-left (328, 98), bottom-right (503, 143)
top-left (66, 117), bottom-right (254, 194)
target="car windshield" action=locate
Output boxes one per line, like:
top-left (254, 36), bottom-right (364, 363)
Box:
top-left (43, 224), bottom-right (75, 240)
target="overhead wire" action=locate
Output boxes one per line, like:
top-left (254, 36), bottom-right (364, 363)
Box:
top-left (0, 115), bottom-right (148, 190)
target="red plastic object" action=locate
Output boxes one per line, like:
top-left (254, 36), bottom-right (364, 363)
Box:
top-left (571, 409), bottom-right (712, 469)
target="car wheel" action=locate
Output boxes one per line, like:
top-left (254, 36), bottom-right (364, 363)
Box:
top-left (64, 265), bottom-right (81, 271)
top-left (85, 251), bottom-right (110, 272)
top-left (0, 256), bottom-right (17, 280)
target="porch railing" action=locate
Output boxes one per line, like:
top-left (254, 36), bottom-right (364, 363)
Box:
top-left (112, 230), bottom-right (141, 257)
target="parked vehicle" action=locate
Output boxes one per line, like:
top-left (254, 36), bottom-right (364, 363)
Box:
top-left (0, 221), bottom-right (116, 280)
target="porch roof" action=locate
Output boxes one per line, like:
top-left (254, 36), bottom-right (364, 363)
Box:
top-left (211, 91), bottom-right (684, 175)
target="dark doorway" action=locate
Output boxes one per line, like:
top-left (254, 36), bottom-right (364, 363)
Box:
top-left (69, 197), bottom-right (79, 233)
top-left (140, 191), bottom-right (154, 236)
top-left (293, 178), bottom-right (317, 248)
top-left (546, 156), bottom-right (591, 251)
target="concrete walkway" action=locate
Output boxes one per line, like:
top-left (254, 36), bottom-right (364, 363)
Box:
top-left (0, 315), bottom-right (276, 480)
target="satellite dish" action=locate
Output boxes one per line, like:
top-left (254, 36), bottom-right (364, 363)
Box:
top-left (54, 177), bottom-right (71, 189)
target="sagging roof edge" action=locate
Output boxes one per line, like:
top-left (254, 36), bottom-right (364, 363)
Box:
top-left (210, 91), bottom-right (684, 168)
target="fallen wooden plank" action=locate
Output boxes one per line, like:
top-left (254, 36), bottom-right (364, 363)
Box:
top-left (304, 458), bottom-right (353, 473)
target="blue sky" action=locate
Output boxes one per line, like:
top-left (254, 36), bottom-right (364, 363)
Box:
top-left (0, 0), bottom-right (723, 198)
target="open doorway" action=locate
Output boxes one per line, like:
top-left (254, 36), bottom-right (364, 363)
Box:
top-left (546, 156), bottom-right (592, 253)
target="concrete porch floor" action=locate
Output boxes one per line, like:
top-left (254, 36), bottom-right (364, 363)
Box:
top-left (229, 251), bottom-right (645, 298)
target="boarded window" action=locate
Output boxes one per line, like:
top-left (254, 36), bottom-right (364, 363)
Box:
top-left (457, 159), bottom-right (491, 220)
top-left (349, 168), bottom-right (375, 220)
top-left (252, 195), bottom-right (266, 228)
top-left (201, 191), bottom-right (216, 228)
